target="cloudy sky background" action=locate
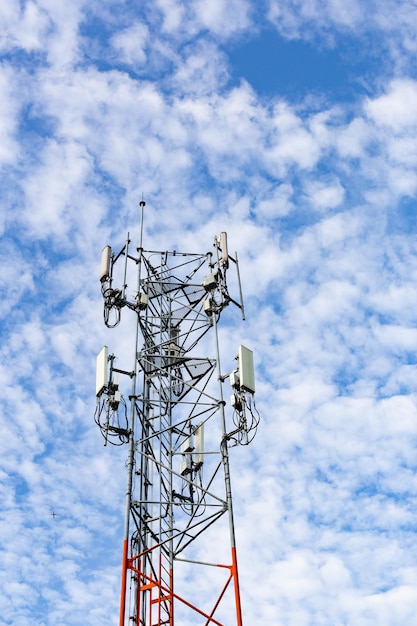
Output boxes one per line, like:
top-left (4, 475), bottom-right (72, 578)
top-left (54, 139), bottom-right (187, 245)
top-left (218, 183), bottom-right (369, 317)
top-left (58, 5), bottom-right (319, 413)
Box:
top-left (2, 0), bottom-right (417, 624)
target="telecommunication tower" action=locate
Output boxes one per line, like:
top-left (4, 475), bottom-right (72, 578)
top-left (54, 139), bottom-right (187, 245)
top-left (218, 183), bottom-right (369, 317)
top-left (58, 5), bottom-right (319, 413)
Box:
top-left (95, 201), bottom-right (259, 626)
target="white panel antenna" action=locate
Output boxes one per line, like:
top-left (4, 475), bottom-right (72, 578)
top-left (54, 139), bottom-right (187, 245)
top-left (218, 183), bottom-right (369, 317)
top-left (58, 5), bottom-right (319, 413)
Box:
top-left (238, 345), bottom-right (255, 394)
top-left (96, 346), bottom-right (108, 396)
top-left (220, 231), bottom-right (229, 268)
top-left (181, 436), bottom-right (194, 454)
top-left (194, 423), bottom-right (204, 470)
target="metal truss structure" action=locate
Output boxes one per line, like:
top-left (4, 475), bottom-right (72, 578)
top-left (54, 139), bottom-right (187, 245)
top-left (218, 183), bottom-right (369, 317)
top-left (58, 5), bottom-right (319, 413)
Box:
top-left (95, 202), bottom-right (259, 626)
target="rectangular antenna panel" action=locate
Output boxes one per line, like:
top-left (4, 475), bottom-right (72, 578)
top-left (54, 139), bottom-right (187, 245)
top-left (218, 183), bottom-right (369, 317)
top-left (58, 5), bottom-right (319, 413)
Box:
top-left (181, 437), bottom-right (194, 454)
top-left (180, 460), bottom-right (191, 476)
top-left (238, 345), bottom-right (255, 393)
top-left (220, 232), bottom-right (229, 268)
top-left (194, 423), bottom-right (204, 469)
top-left (96, 346), bottom-right (108, 396)
top-left (100, 245), bottom-right (112, 283)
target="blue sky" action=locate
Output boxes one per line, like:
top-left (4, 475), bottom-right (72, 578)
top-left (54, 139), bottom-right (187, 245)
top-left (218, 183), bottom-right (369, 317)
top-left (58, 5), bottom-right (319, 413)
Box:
top-left (2, 1), bottom-right (417, 624)
top-left (230, 29), bottom-right (381, 100)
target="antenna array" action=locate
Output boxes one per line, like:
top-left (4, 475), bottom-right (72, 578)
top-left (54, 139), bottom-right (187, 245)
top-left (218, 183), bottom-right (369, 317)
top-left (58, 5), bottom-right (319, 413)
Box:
top-left (95, 203), bottom-right (259, 626)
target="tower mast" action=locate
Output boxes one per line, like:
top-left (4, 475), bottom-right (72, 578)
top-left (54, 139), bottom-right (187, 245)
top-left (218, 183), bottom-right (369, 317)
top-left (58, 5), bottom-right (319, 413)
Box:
top-left (95, 202), bottom-right (259, 625)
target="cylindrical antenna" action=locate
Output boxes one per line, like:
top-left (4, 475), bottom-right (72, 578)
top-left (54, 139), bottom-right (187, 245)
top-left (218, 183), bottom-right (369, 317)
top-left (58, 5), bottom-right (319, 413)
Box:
top-left (100, 246), bottom-right (112, 283)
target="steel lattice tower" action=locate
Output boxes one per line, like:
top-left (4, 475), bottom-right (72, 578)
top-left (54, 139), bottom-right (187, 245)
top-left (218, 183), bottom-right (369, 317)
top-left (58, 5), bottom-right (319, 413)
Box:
top-left (95, 202), bottom-right (259, 626)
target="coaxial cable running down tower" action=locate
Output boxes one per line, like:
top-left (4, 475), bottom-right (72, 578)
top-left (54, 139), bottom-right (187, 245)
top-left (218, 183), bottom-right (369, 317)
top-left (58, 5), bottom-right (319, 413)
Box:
top-left (95, 202), bottom-right (259, 626)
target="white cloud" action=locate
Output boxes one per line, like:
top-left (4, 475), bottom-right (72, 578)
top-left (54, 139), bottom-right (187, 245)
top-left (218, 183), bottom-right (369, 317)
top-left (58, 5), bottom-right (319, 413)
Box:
top-left (154, 0), bottom-right (189, 34)
top-left (256, 183), bottom-right (295, 219)
top-left (0, 65), bottom-right (20, 169)
top-left (0, 241), bottom-right (35, 319)
top-left (266, 0), bottom-right (417, 56)
top-left (192, 0), bottom-right (252, 38)
top-left (168, 40), bottom-right (230, 94)
top-left (304, 178), bottom-right (345, 211)
top-left (110, 22), bottom-right (149, 67)
top-left (336, 117), bottom-right (373, 159)
top-left (22, 138), bottom-right (94, 239)
top-left (365, 78), bottom-right (417, 130)
top-left (153, 0), bottom-right (252, 38)
top-left (267, 0), bottom-right (364, 38)
top-left (0, 0), bottom-right (52, 53)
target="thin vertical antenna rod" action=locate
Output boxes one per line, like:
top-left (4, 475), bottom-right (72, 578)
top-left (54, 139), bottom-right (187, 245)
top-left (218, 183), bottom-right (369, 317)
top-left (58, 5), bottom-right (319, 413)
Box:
top-left (121, 233), bottom-right (130, 301)
top-left (139, 198), bottom-right (145, 252)
top-left (234, 251), bottom-right (245, 321)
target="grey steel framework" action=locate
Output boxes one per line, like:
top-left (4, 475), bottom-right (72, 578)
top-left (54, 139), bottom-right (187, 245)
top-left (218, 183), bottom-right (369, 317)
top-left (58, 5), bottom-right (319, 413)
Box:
top-left (95, 203), bottom-right (259, 626)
